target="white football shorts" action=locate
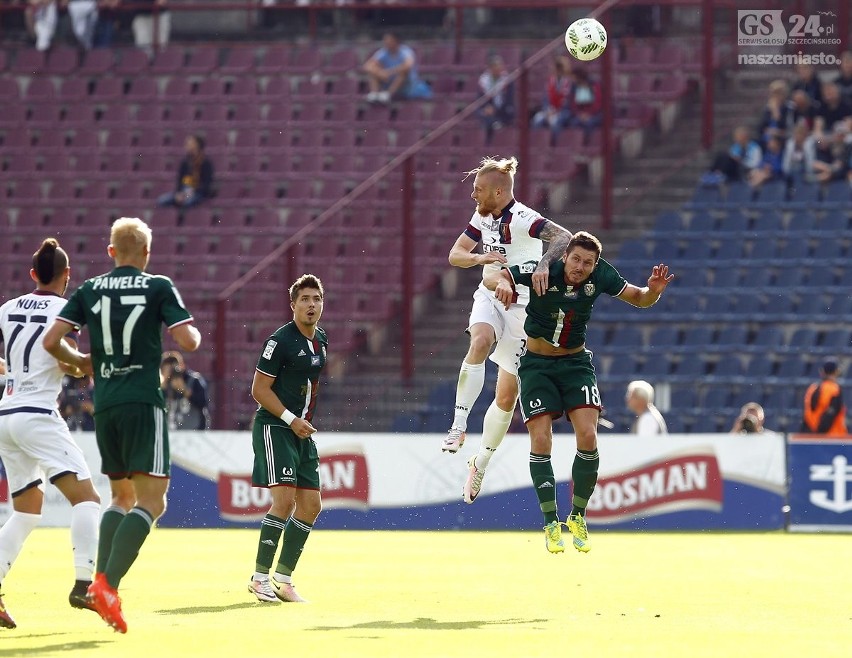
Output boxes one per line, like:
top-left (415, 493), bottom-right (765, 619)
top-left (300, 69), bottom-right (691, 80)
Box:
top-left (0, 410), bottom-right (92, 496)
top-left (467, 285), bottom-right (527, 375)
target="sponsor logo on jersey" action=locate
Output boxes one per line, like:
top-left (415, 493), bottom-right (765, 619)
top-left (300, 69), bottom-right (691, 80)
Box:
top-left (583, 283), bottom-right (595, 296)
top-left (537, 481), bottom-right (554, 488)
top-left (262, 340), bottom-right (277, 360)
top-left (298, 349), bottom-right (306, 357)
top-left (585, 451), bottom-right (723, 523)
top-left (564, 289), bottom-right (578, 299)
top-left (548, 286), bottom-right (559, 292)
top-left (529, 398), bottom-right (542, 409)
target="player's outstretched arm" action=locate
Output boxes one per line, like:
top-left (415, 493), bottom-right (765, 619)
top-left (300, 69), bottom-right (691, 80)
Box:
top-left (617, 263), bottom-right (674, 307)
top-left (170, 323), bottom-right (202, 352)
top-left (449, 233), bottom-right (506, 268)
top-left (532, 221), bottom-right (573, 296)
top-left (43, 320), bottom-right (92, 375)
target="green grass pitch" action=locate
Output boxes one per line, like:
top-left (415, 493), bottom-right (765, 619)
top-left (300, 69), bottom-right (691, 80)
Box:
top-left (0, 528), bottom-right (848, 657)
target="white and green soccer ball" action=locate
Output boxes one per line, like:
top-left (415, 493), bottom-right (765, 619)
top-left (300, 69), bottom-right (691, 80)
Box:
top-left (565, 18), bottom-right (607, 62)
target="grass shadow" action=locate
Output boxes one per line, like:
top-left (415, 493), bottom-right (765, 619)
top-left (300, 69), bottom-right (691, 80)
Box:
top-left (308, 617), bottom-right (549, 631)
top-left (154, 602), bottom-right (260, 616)
top-left (0, 640), bottom-right (110, 655)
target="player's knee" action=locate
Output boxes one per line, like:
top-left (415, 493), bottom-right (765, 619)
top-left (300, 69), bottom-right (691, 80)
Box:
top-left (467, 336), bottom-right (492, 360)
top-left (575, 427), bottom-right (598, 451)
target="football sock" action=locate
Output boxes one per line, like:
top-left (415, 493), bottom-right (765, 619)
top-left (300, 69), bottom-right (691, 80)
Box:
top-left (571, 448), bottom-right (600, 516)
top-left (476, 400), bottom-right (513, 469)
top-left (452, 361), bottom-right (486, 430)
top-left (96, 506), bottom-right (126, 573)
top-left (255, 513), bottom-right (287, 574)
top-left (530, 453), bottom-right (558, 524)
top-left (104, 507), bottom-right (153, 589)
top-left (70, 501), bottom-right (100, 581)
top-left (0, 511), bottom-right (41, 581)
top-left (275, 517), bottom-right (313, 577)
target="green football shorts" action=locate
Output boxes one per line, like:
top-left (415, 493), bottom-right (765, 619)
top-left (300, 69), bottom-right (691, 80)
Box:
top-left (517, 349), bottom-right (602, 422)
top-left (252, 421), bottom-right (320, 489)
top-left (94, 403), bottom-right (170, 479)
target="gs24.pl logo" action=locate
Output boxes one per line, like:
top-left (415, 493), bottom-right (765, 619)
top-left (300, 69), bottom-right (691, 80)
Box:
top-left (738, 10), bottom-right (838, 46)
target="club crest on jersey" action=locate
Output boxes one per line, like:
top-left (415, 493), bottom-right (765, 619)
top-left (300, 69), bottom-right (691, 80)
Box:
top-left (5, 378), bottom-right (13, 396)
top-left (583, 283), bottom-right (595, 296)
top-left (564, 288), bottom-right (578, 299)
top-left (498, 219), bottom-right (512, 244)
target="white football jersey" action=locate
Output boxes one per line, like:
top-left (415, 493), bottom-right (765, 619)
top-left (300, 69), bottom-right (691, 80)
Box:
top-left (464, 200), bottom-right (546, 305)
top-left (0, 291), bottom-right (69, 411)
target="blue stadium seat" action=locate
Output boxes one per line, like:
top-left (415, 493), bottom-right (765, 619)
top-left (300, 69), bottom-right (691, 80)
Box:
top-left (777, 239), bottom-right (810, 260)
top-left (670, 388), bottom-right (697, 410)
top-left (712, 357), bottom-right (745, 379)
top-left (650, 239), bottom-right (680, 261)
top-left (787, 182), bottom-right (821, 205)
top-left (665, 416), bottom-right (686, 433)
top-left (749, 325), bottom-right (786, 349)
top-left (671, 265), bottom-right (706, 288)
top-left (641, 355), bottom-right (672, 378)
top-left (718, 209), bottom-right (749, 233)
top-left (702, 386), bottom-right (732, 410)
top-left (687, 184), bottom-right (723, 207)
top-left (725, 182), bottom-right (755, 204)
top-left (789, 327), bottom-right (818, 348)
top-left (753, 181), bottom-right (787, 206)
top-left (811, 238), bottom-right (844, 260)
top-left (775, 358), bottom-right (807, 380)
top-left (759, 291), bottom-right (797, 315)
top-left (653, 211), bottom-right (684, 233)
top-left (711, 267), bottom-right (740, 287)
top-left (807, 268), bottom-right (837, 287)
top-left (744, 356), bottom-right (775, 378)
top-left (740, 265), bottom-right (773, 288)
top-left (584, 325), bottom-right (607, 349)
top-left (688, 212), bottom-right (716, 233)
top-left (748, 238), bottom-right (777, 260)
top-left (681, 326), bottom-right (714, 347)
top-left (675, 355), bottom-right (707, 377)
top-left (618, 240), bottom-right (649, 261)
top-left (681, 239), bottom-right (714, 261)
top-left (772, 268), bottom-right (805, 288)
top-left (822, 181), bottom-right (852, 206)
top-left (714, 325), bottom-right (749, 348)
top-left (796, 294), bottom-right (831, 317)
top-left (606, 355), bottom-right (642, 378)
top-left (609, 325), bottom-right (644, 349)
top-left (647, 326), bottom-right (680, 349)
top-left (827, 294), bottom-right (852, 316)
top-left (820, 328), bottom-right (851, 352)
top-left (817, 211), bottom-right (850, 232)
top-left (752, 210), bottom-right (785, 232)
top-left (690, 414), bottom-right (721, 433)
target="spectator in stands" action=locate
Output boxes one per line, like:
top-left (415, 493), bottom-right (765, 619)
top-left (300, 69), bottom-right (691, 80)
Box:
top-left (788, 89), bottom-right (816, 131)
top-left (477, 54), bottom-right (515, 142)
top-left (782, 122), bottom-right (816, 185)
top-left (814, 82), bottom-right (852, 135)
top-left (362, 32), bottom-right (431, 105)
top-left (811, 130), bottom-right (847, 184)
top-left (160, 351), bottom-right (210, 430)
top-left (802, 360), bottom-right (848, 437)
top-left (833, 51), bottom-right (852, 104)
top-left (791, 62), bottom-right (822, 105)
top-left (132, 0), bottom-right (170, 58)
top-left (567, 68), bottom-right (602, 138)
top-left (156, 135), bottom-right (214, 210)
top-left (625, 380), bottom-right (667, 435)
top-left (730, 402), bottom-right (769, 434)
top-left (58, 375), bottom-right (95, 432)
top-left (25, 0), bottom-right (57, 52)
top-left (93, 0), bottom-right (121, 49)
top-left (703, 125), bottom-right (762, 184)
top-left (531, 55), bottom-right (573, 140)
top-left (757, 79), bottom-right (792, 144)
top-left (749, 134), bottom-right (785, 188)
top-left (63, 0), bottom-right (98, 50)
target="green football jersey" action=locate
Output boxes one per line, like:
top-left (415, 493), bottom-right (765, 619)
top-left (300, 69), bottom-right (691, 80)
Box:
top-left (255, 321), bottom-right (328, 426)
top-left (508, 258), bottom-right (627, 349)
top-left (58, 266), bottom-right (193, 412)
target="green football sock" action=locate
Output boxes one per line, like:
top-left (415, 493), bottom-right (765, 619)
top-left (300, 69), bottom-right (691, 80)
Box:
top-left (530, 453), bottom-right (559, 524)
top-left (571, 448), bottom-right (600, 516)
top-left (274, 517), bottom-right (313, 577)
top-left (255, 514), bottom-right (287, 574)
top-left (104, 507), bottom-right (153, 589)
top-left (96, 506), bottom-right (126, 573)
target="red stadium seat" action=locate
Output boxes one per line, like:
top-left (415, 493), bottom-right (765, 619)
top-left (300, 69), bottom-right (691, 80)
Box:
top-left (185, 47), bottom-right (219, 75)
top-left (220, 47), bottom-right (256, 75)
top-left (150, 47), bottom-right (186, 74)
top-left (114, 48), bottom-right (149, 76)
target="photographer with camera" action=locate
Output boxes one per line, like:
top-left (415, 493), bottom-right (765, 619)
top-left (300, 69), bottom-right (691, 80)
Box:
top-left (730, 402), bottom-right (769, 435)
top-left (160, 351), bottom-right (210, 430)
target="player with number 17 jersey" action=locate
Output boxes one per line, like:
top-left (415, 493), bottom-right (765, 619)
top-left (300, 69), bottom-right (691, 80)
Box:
top-left (56, 268), bottom-right (193, 413)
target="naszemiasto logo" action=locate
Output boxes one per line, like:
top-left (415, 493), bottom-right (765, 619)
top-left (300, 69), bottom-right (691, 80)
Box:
top-left (217, 449), bottom-right (370, 521)
top-left (585, 450), bottom-right (723, 523)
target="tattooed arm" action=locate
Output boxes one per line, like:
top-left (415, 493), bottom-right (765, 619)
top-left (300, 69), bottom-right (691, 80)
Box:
top-left (531, 220), bottom-right (573, 296)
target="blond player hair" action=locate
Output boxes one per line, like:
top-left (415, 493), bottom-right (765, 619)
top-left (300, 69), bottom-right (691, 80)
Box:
top-left (110, 217), bottom-right (152, 260)
top-left (463, 156), bottom-right (519, 183)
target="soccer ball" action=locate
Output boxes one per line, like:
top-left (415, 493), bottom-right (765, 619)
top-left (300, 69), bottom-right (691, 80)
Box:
top-left (565, 18), bottom-right (607, 62)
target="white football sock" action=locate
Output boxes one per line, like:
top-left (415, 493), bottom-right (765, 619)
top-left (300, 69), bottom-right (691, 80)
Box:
top-left (272, 572), bottom-right (292, 584)
top-left (70, 500), bottom-right (100, 581)
top-left (0, 511), bottom-right (41, 581)
top-left (452, 361), bottom-right (486, 430)
top-left (476, 400), bottom-right (514, 469)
